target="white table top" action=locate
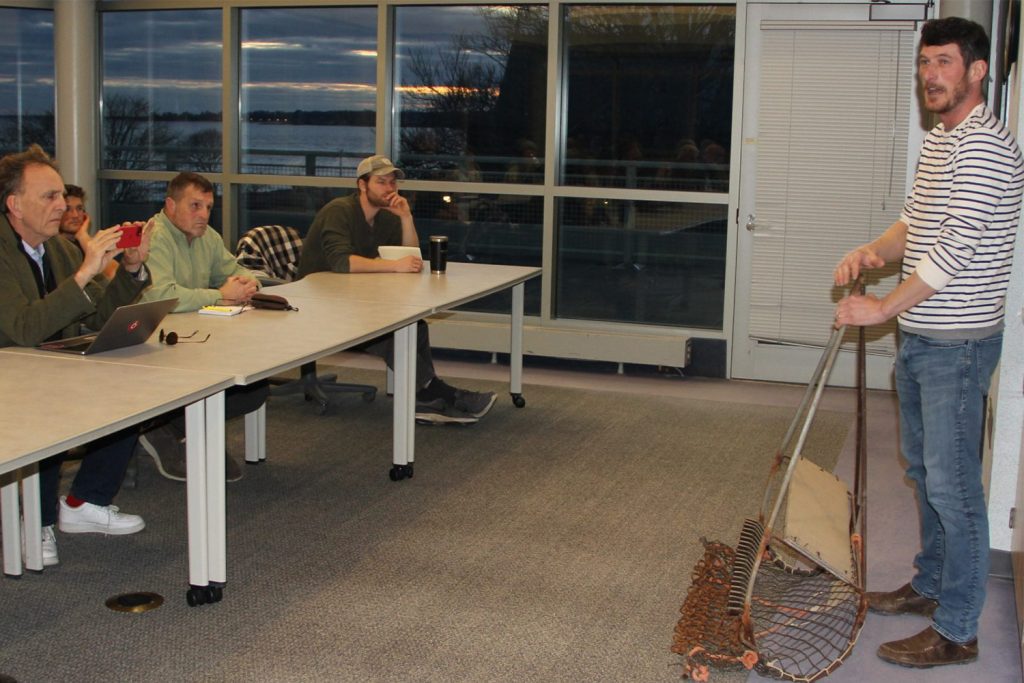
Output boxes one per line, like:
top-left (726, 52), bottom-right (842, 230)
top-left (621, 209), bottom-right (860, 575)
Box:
top-left (268, 262), bottom-right (540, 314)
top-left (2, 297), bottom-right (429, 386)
top-left (0, 352), bottom-right (234, 475)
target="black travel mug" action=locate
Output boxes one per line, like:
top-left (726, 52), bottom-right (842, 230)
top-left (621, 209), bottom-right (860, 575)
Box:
top-left (429, 235), bottom-right (448, 274)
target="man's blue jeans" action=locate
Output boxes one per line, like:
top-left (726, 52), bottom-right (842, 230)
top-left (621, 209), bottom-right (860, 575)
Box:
top-left (896, 331), bottom-right (1002, 644)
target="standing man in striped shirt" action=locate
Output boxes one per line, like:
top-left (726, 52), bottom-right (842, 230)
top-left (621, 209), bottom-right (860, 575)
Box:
top-left (834, 16), bottom-right (1023, 669)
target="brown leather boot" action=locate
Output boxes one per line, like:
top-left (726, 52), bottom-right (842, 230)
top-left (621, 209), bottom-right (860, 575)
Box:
top-left (877, 626), bottom-right (978, 668)
top-left (865, 582), bottom-right (938, 617)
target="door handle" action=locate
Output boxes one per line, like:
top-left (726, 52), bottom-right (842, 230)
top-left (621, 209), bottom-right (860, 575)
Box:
top-left (745, 214), bottom-right (757, 231)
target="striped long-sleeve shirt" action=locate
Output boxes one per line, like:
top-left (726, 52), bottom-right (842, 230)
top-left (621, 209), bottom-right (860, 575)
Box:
top-left (899, 103), bottom-right (1024, 337)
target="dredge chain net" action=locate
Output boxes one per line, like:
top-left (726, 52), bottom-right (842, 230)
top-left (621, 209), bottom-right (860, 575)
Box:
top-left (671, 540), bottom-right (759, 680)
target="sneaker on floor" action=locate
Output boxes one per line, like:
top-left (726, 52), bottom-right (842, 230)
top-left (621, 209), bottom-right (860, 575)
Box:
top-left (41, 525), bottom-right (59, 566)
top-left (138, 424), bottom-right (186, 481)
top-left (22, 525), bottom-right (59, 567)
top-left (451, 388), bottom-right (497, 419)
top-left (415, 398), bottom-right (478, 425)
top-left (58, 497), bottom-right (145, 535)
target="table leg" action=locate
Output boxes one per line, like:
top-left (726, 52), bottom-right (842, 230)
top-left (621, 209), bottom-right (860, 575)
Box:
top-left (244, 403), bottom-right (266, 463)
top-left (185, 398), bottom-right (208, 602)
top-left (206, 392), bottom-right (226, 591)
top-left (509, 282), bottom-right (526, 407)
top-left (21, 466), bottom-right (42, 572)
top-left (389, 323), bottom-right (417, 481)
top-left (1, 472), bottom-right (22, 578)
top-left (185, 391), bottom-right (225, 606)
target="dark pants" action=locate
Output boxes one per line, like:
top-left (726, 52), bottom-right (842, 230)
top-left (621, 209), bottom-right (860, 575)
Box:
top-left (39, 428), bottom-right (136, 527)
top-left (359, 320), bottom-right (437, 389)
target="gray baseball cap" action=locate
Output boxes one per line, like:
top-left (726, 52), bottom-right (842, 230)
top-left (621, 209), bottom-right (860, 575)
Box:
top-left (356, 155), bottom-right (405, 179)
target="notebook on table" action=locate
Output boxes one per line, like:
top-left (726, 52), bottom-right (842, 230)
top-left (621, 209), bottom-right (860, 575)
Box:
top-left (38, 298), bottom-right (179, 355)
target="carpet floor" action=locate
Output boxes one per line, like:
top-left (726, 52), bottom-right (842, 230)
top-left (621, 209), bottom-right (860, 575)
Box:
top-left (0, 368), bottom-right (850, 682)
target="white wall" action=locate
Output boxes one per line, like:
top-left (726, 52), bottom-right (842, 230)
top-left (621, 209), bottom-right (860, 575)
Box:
top-left (989, 3), bottom-right (1024, 552)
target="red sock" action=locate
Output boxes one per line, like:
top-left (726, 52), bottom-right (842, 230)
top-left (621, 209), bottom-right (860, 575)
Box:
top-left (65, 494), bottom-right (85, 508)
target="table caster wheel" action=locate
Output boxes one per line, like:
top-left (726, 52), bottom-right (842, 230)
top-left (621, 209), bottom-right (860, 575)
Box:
top-left (186, 585), bottom-right (207, 607)
top-left (389, 463), bottom-right (414, 481)
top-left (208, 584), bottom-right (223, 603)
top-left (511, 393), bottom-right (526, 408)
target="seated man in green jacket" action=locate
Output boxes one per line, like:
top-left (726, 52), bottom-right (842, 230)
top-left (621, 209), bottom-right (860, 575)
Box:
top-left (140, 172), bottom-right (267, 482)
top-left (0, 145), bottom-right (151, 567)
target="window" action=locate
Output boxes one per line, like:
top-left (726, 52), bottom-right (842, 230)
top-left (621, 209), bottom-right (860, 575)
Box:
top-left (238, 184), bottom-right (337, 239)
top-left (409, 189), bottom-right (542, 315)
top-left (0, 8), bottom-right (54, 157)
top-left (101, 179), bottom-right (223, 235)
top-left (101, 10), bottom-right (223, 172)
top-left (239, 7), bottom-right (378, 177)
top-left (556, 198), bottom-right (726, 328)
top-left (561, 5), bottom-right (734, 191)
top-left (394, 6), bottom-right (549, 183)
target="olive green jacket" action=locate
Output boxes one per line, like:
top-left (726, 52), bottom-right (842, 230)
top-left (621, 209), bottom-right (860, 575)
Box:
top-left (0, 213), bottom-right (150, 347)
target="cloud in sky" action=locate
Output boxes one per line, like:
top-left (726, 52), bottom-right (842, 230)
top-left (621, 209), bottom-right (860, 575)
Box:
top-left (2, 5), bottom-right (531, 115)
top-left (0, 7), bottom-right (55, 114)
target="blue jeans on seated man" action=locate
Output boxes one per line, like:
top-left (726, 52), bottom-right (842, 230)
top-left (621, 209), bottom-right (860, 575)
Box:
top-left (38, 428), bottom-right (136, 527)
top-left (896, 330), bottom-right (1002, 644)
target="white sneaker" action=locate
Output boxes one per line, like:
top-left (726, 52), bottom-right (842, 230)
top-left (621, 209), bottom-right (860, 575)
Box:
top-left (22, 525), bottom-right (59, 567)
top-left (58, 497), bottom-right (145, 535)
top-left (41, 525), bottom-right (59, 566)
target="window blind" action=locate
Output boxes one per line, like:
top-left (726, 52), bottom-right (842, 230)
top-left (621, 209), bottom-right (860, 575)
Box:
top-left (748, 23), bottom-right (916, 354)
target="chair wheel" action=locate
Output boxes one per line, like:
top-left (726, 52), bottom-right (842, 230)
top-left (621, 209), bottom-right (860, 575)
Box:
top-left (511, 393), bottom-right (526, 408)
top-left (362, 392), bottom-right (375, 403)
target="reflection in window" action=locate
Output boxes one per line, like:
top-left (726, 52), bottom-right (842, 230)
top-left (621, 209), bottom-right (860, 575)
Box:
top-left (410, 189), bottom-right (542, 315)
top-left (101, 180), bottom-right (223, 235)
top-left (556, 198), bottom-right (726, 328)
top-left (394, 6), bottom-right (548, 184)
top-left (101, 10), bottom-right (222, 172)
top-left (562, 5), bottom-right (734, 191)
top-left (239, 7), bottom-right (378, 177)
top-left (238, 184), bottom-right (338, 239)
top-left (0, 9), bottom-right (54, 157)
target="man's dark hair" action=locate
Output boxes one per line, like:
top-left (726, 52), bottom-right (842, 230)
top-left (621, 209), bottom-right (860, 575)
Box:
top-left (0, 144), bottom-right (59, 215)
top-left (920, 17), bottom-right (990, 67)
top-left (64, 184), bottom-right (85, 201)
top-left (167, 171), bottom-right (214, 200)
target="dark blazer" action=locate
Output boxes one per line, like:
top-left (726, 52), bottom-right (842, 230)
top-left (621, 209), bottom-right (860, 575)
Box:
top-left (0, 213), bottom-right (149, 347)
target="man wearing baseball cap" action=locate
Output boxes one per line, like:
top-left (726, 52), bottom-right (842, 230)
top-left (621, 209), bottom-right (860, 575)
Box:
top-left (298, 154), bottom-right (496, 424)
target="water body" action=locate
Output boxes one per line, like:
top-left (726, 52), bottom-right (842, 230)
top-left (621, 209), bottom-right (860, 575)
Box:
top-left (166, 120), bottom-right (376, 174)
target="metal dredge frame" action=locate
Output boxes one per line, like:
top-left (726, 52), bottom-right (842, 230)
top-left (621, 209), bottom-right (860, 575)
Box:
top-left (673, 310), bottom-right (868, 683)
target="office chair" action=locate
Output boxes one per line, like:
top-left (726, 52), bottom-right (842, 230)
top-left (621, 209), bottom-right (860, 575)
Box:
top-left (236, 225), bottom-right (377, 414)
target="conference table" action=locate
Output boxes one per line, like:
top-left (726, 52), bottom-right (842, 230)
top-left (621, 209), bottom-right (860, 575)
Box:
top-left (0, 352), bottom-right (234, 598)
top-left (2, 262), bottom-right (539, 605)
top-left (269, 261), bottom-right (541, 424)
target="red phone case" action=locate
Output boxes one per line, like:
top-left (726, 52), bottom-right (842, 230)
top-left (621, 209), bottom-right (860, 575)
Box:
top-left (116, 224), bottom-right (142, 249)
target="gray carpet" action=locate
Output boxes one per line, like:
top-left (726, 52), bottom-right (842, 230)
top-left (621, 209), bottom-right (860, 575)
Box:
top-left (0, 369), bottom-right (850, 682)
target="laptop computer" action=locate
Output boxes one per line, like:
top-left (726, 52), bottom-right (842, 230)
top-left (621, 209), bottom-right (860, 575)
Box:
top-left (38, 298), bottom-right (179, 355)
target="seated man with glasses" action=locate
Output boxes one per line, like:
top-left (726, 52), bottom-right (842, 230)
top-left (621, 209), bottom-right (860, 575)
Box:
top-left (0, 145), bottom-right (151, 566)
top-left (139, 171), bottom-right (267, 482)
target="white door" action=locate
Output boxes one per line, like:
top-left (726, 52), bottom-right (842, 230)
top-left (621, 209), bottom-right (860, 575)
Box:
top-left (731, 4), bottom-right (923, 388)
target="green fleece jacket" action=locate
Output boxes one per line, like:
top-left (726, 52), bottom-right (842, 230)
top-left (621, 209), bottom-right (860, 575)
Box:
top-left (141, 210), bottom-right (257, 312)
top-left (0, 213), bottom-right (149, 347)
